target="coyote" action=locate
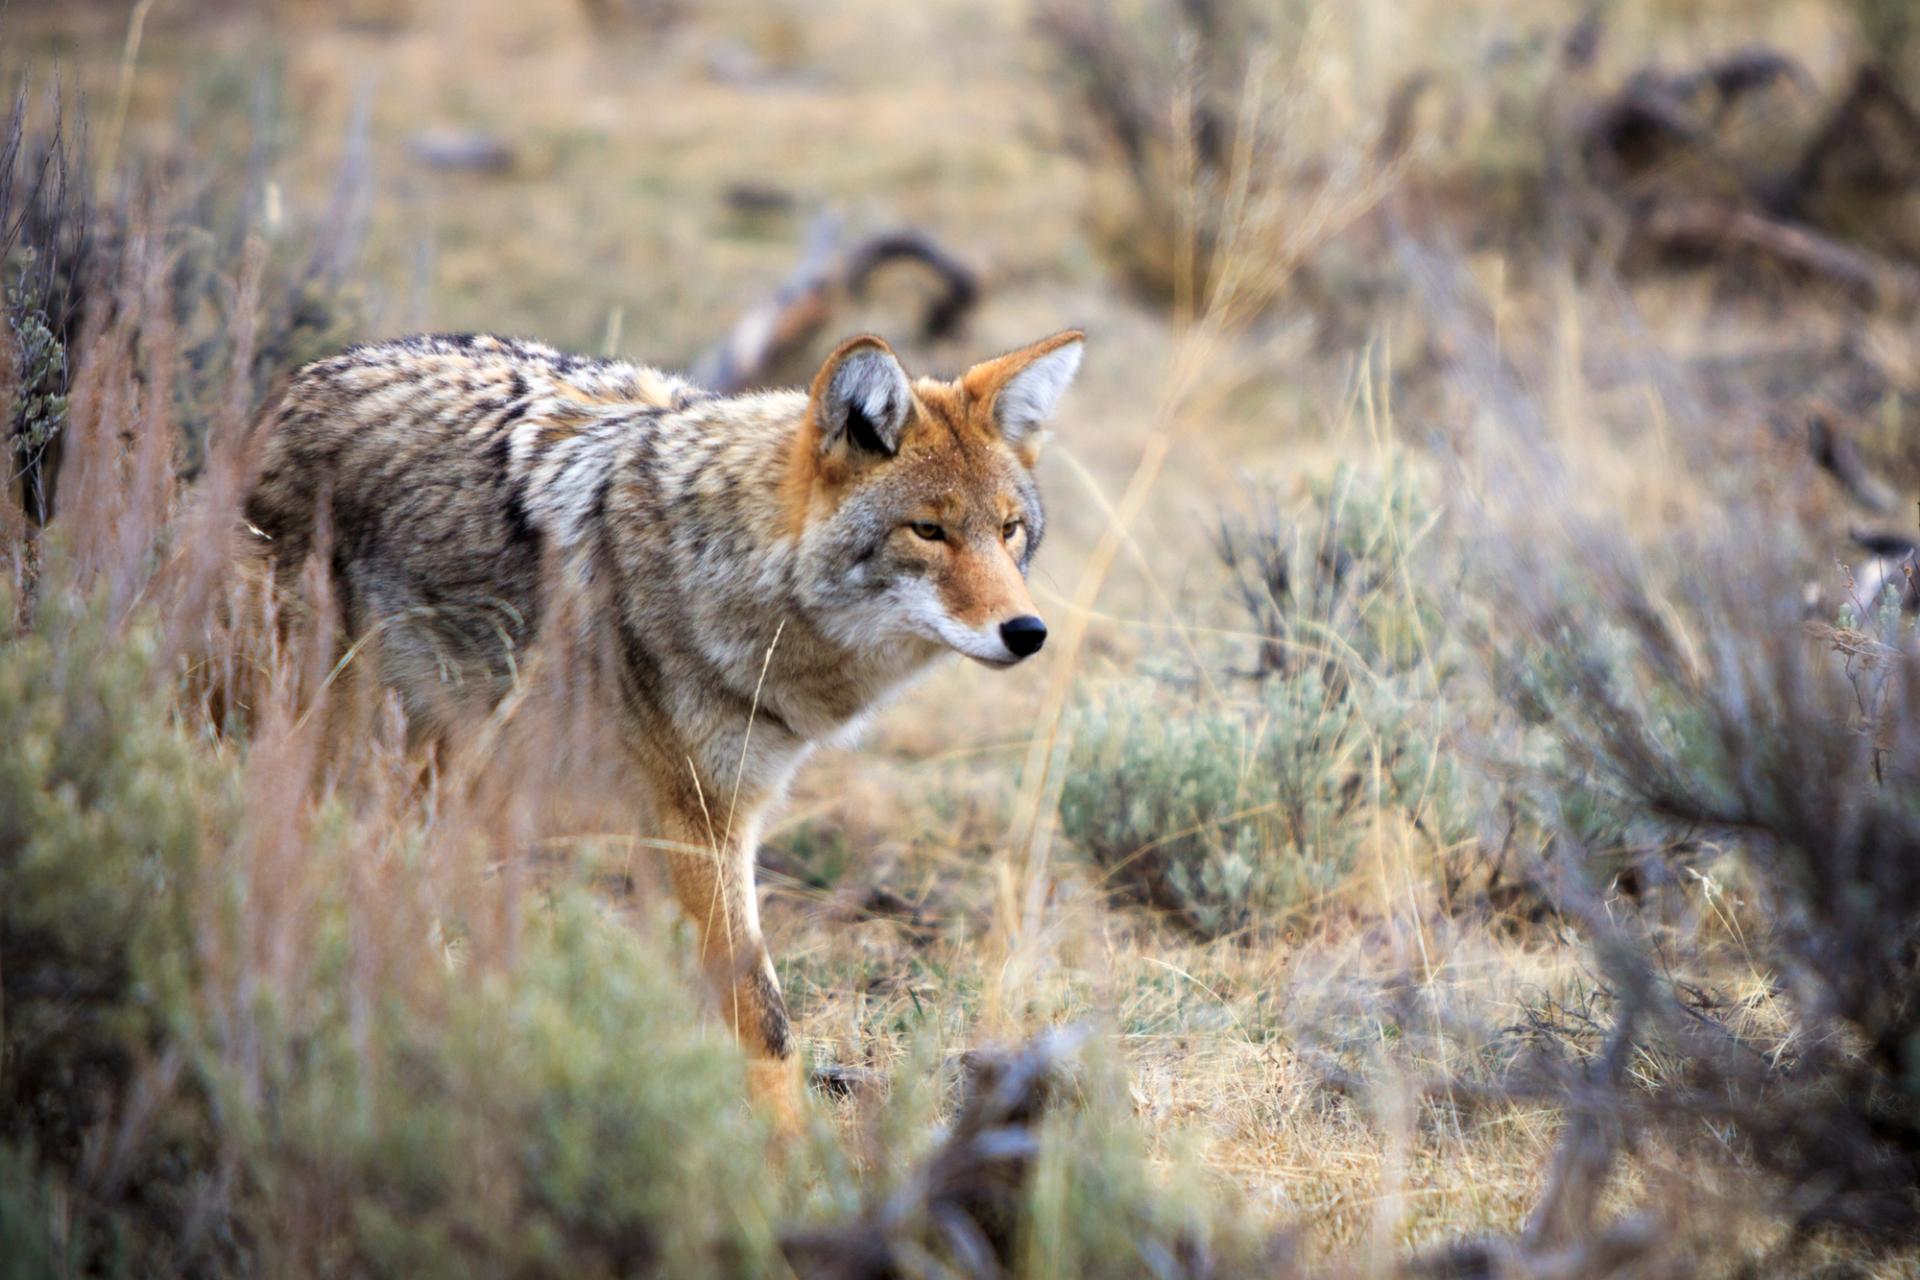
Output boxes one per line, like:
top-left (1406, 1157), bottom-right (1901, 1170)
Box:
top-left (245, 329), bottom-right (1084, 1128)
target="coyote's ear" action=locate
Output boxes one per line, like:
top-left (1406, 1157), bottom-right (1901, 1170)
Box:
top-left (961, 331), bottom-right (1085, 462)
top-left (811, 335), bottom-right (913, 459)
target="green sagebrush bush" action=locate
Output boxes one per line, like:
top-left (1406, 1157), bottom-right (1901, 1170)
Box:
top-left (0, 587), bottom-right (782, 1278)
top-left (282, 900), bottom-right (782, 1279)
top-left (0, 590), bottom-right (231, 1275)
top-left (1060, 463), bottom-right (1461, 938)
top-left (1494, 572), bottom-right (1916, 896)
top-left (1018, 1039), bottom-right (1260, 1277)
top-left (2, 64), bottom-right (363, 504)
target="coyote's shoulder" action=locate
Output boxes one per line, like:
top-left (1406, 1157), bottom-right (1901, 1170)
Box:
top-left (248, 332), bottom-right (711, 566)
top-left (244, 326), bottom-right (1085, 1131)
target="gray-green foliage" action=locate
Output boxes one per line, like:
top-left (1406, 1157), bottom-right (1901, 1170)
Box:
top-left (0, 583), bottom-right (782, 1277)
top-left (1019, 1041), bottom-right (1258, 1277)
top-left (6, 285), bottom-right (68, 477)
top-left (1491, 569), bottom-right (1920, 891)
top-left (0, 590), bottom-right (229, 1276)
top-left (1060, 464), bottom-right (1460, 937)
top-left (278, 895), bottom-right (783, 1279)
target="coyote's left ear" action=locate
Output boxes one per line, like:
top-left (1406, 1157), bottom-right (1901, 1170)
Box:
top-left (961, 330), bottom-right (1085, 463)
top-left (811, 334), bottom-right (914, 460)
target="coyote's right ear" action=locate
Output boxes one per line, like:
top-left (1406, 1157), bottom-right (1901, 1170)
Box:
top-left (810, 335), bottom-right (912, 459)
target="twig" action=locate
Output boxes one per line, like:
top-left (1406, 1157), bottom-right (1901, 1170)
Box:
top-left (1810, 416), bottom-right (1900, 514)
top-left (1635, 197), bottom-right (1920, 310)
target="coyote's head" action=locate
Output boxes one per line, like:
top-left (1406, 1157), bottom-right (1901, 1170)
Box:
top-left (786, 330), bottom-right (1084, 667)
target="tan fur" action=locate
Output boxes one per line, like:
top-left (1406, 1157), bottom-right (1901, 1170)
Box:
top-left (245, 329), bottom-right (1084, 1131)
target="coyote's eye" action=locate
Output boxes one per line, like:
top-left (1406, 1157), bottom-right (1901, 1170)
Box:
top-left (1002, 519), bottom-right (1023, 542)
top-left (909, 520), bottom-right (946, 542)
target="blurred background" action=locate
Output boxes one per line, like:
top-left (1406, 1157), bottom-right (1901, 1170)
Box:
top-left (5, 0), bottom-right (1920, 1275)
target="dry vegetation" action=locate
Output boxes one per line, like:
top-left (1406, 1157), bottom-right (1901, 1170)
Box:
top-left (6, 0), bottom-right (1920, 1275)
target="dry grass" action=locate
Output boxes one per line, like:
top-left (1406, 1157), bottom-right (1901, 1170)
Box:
top-left (7, 0), bottom-right (1920, 1274)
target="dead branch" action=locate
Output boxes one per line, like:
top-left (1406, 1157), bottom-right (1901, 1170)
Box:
top-left (1634, 197), bottom-right (1920, 309)
top-left (1402, 1216), bottom-right (1658, 1280)
top-left (1674, 48), bottom-right (1812, 116)
top-left (1523, 1008), bottom-right (1638, 1253)
top-left (1581, 46), bottom-right (1810, 178)
top-left (407, 126), bottom-right (515, 175)
top-left (808, 1063), bottom-right (883, 1099)
top-left (1378, 71), bottom-right (1437, 164)
top-left (1576, 45), bottom-right (1920, 303)
top-left (1810, 415), bottom-right (1901, 514)
top-left (843, 230), bottom-right (980, 342)
top-left (781, 1026), bottom-right (1092, 1279)
top-left (1580, 76), bottom-right (1712, 183)
top-left (829, 882), bottom-right (940, 945)
top-left (689, 211), bottom-right (981, 394)
top-left (1778, 64), bottom-right (1920, 216)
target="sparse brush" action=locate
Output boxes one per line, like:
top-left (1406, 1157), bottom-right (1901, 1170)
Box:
top-left (2, 60), bottom-right (365, 523)
top-left (2, 579), bottom-right (788, 1276)
top-left (1033, 0), bottom-right (1372, 316)
top-left (0, 56), bottom-right (791, 1277)
top-left (143, 81), bottom-right (369, 475)
top-left (1499, 528), bottom-right (1920, 1245)
top-left (784, 1027), bottom-right (1273, 1278)
top-left (1213, 463), bottom-right (1443, 683)
top-left (1060, 464), bottom-right (1461, 938)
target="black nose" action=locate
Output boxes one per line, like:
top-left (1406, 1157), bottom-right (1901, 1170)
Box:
top-left (1000, 615), bottom-right (1048, 659)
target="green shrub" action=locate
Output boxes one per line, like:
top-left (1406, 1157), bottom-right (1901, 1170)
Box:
top-left (0, 582), bottom-right (783, 1277)
top-left (1033, 0), bottom-right (1359, 315)
top-left (1062, 667), bottom-right (1450, 937)
top-left (1060, 465), bottom-right (1459, 937)
top-left (271, 894), bottom-right (783, 1279)
top-left (0, 590), bottom-right (233, 1275)
top-left (6, 296), bottom-right (69, 509)
top-left (1019, 1041), bottom-right (1253, 1277)
top-left (2, 90), bottom-right (91, 529)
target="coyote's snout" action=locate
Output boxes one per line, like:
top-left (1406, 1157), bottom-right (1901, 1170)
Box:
top-left (246, 327), bottom-right (1084, 1130)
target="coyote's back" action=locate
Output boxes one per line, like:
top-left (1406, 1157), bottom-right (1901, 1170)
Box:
top-left (246, 332), bottom-right (712, 731)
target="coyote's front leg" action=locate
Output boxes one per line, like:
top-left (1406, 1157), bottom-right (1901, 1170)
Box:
top-left (652, 781), bottom-right (801, 1135)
